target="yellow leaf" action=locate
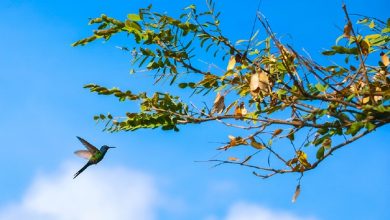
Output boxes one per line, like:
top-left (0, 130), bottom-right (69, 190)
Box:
top-left (362, 96), bottom-right (370, 104)
top-left (292, 184), bottom-right (301, 203)
top-left (369, 20), bottom-right (375, 29)
top-left (228, 157), bottom-right (239, 161)
top-left (297, 150), bottom-right (307, 160)
top-left (381, 52), bottom-right (389, 66)
top-left (234, 105), bottom-right (242, 118)
top-left (297, 151), bottom-right (311, 168)
top-left (374, 87), bottom-right (383, 102)
top-left (227, 55), bottom-right (236, 71)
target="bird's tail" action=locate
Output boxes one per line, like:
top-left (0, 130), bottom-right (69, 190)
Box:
top-left (73, 162), bottom-right (92, 179)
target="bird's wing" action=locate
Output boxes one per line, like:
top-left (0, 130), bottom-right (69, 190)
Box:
top-left (76, 136), bottom-right (99, 153)
top-left (74, 150), bottom-right (92, 160)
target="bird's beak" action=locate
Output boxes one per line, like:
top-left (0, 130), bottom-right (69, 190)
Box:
top-left (108, 146), bottom-right (116, 149)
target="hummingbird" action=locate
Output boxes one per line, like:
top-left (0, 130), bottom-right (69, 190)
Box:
top-left (73, 136), bottom-right (115, 179)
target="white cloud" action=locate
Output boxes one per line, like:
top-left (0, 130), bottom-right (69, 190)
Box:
top-left (0, 163), bottom-right (158, 220)
top-left (223, 202), bottom-right (317, 220)
top-left (0, 164), bottom-right (318, 220)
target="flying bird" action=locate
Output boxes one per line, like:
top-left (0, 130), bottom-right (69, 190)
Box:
top-left (73, 136), bottom-right (115, 179)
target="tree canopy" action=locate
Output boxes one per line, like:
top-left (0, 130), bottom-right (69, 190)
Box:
top-left (73, 1), bottom-right (389, 199)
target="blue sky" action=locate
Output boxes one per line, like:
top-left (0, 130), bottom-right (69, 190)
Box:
top-left (0, 0), bottom-right (389, 220)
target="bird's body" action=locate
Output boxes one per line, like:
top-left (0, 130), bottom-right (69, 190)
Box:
top-left (73, 136), bottom-right (115, 179)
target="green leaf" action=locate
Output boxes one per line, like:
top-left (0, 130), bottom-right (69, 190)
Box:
top-left (346, 122), bottom-right (364, 136)
top-left (365, 122), bottom-right (375, 131)
top-left (312, 134), bottom-right (330, 146)
top-left (287, 130), bottom-right (295, 141)
top-left (317, 127), bottom-right (329, 135)
top-left (128, 14), bottom-right (141, 21)
top-left (382, 27), bottom-right (390, 33)
top-left (322, 50), bottom-right (336, 56)
top-left (316, 146), bottom-right (325, 160)
top-left (346, 94), bottom-right (355, 101)
top-left (125, 20), bottom-right (142, 32)
top-left (321, 137), bottom-right (331, 149)
top-left (357, 18), bottom-right (369, 24)
top-left (323, 46), bottom-right (359, 56)
top-left (178, 83), bottom-right (188, 89)
top-left (315, 82), bottom-right (327, 92)
top-left (184, 4), bottom-right (196, 10)
top-left (236, 39), bottom-right (249, 45)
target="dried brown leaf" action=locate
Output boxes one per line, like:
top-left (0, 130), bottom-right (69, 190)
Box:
top-left (228, 135), bottom-right (235, 141)
top-left (292, 184), bottom-right (301, 203)
top-left (228, 156), bottom-right (239, 161)
top-left (250, 70), bottom-right (270, 98)
top-left (359, 40), bottom-right (370, 55)
top-left (239, 102), bottom-right (247, 115)
top-left (343, 22), bottom-right (352, 38)
top-left (211, 92), bottom-right (225, 114)
top-left (272, 129), bottom-right (283, 137)
top-left (250, 137), bottom-right (265, 150)
top-left (250, 72), bottom-right (260, 92)
top-left (258, 71), bottom-right (270, 93)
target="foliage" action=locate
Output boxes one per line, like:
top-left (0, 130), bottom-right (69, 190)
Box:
top-left (73, 1), bottom-right (389, 185)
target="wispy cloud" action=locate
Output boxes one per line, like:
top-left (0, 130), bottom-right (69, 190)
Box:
top-left (0, 163), bottom-right (158, 220)
top-left (223, 202), bottom-right (318, 220)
